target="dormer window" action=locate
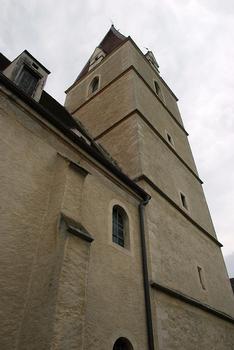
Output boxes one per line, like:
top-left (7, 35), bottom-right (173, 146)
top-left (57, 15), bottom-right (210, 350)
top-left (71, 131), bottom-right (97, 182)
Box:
top-left (3, 50), bottom-right (50, 102)
top-left (15, 65), bottom-right (39, 97)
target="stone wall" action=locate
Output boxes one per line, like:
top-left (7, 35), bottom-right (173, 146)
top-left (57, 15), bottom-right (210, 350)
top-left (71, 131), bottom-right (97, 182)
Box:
top-left (0, 87), bottom-right (148, 349)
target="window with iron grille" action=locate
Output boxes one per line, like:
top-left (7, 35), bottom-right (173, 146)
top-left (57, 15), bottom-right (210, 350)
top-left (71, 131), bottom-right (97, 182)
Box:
top-left (112, 205), bottom-right (126, 247)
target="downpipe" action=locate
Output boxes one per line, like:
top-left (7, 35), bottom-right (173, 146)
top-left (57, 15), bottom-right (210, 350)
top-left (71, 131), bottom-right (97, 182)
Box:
top-left (139, 196), bottom-right (155, 350)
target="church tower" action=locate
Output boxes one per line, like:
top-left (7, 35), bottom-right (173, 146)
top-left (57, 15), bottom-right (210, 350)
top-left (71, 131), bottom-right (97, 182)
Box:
top-left (65, 26), bottom-right (234, 349)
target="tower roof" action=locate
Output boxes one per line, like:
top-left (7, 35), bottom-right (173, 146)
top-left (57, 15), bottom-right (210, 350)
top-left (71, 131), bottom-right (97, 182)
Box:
top-left (75, 25), bottom-right (126, 82)
top-left (98, 25), bottom-right (126, 55)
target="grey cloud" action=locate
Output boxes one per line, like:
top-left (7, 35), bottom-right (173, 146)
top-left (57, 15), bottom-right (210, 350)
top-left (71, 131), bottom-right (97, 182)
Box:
top-left (224, 253), bottom-right (234, 278)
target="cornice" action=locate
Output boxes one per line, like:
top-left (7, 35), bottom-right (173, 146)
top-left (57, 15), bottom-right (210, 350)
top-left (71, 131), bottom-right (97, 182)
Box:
top-left (134, 174), bottom-right (222, 247)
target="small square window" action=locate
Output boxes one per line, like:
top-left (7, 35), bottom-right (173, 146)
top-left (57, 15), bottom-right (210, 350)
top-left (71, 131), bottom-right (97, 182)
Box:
top-left (154, 81), bottom-right (160, 95)
top-left (167, 133), bottom-right (172, 143)
top-left (165, 131), bottom-right (175, 148)
top-left (197, 266), bottom-right (206, 290)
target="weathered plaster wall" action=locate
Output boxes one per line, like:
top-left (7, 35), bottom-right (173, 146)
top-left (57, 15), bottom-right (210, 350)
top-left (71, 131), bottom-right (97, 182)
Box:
top-left (65, 43), bottom-right (130, 114)
top-left (0, 87), bottom-right (149, 350)
top-left (0, 90), bottom-right (62, 349)
top-left (65, 40), bottom-right (182, 127)
top-left (154, 291), bottom-right (234, 350)
top-left (72, 71), bottom-right (136, 139)
top-left (64, 37), bottom-right (234, 350)
top-left (141, 183), bottom-right (234, 317)
top-left (138, 118), bottom-right (215, 235)
top-left (96, 113), bottom-right (142, 178)
top-left (133, 73), bottom-right (198, 174)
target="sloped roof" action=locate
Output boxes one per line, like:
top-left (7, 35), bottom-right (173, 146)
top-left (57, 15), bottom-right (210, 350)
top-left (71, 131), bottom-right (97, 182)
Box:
top-left (75, 25), bottom-right (126, 82)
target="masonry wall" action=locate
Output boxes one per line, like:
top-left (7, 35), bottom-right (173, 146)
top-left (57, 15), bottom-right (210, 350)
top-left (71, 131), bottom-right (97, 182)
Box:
top-left (138, 117), bottom-right (215, 235)
top-left (141, 185), bottom-right (234, 315)
top-left (65, 37), bottom-right (234, 349)
top-left (0, 87), bottom-right (148, 350)
top-left (72, 71), bottom-right (136, 139)
top-left (95, 112), bottom-right (142, 179)
top-left (65, 40), bottom-right (182, 126)
top-left (69, 66), bottom-right (198, 178)
top-left (154, 291), bottom-right (234, 350)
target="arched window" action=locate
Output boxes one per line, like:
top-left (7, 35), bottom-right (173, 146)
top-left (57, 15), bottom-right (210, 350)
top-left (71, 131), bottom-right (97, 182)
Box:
top-left (112, 205), bottom-right (128, 248)
top-left (113, 337), bottom-right (134, 350)
top-left (89, 76), bottom-right (99, 94)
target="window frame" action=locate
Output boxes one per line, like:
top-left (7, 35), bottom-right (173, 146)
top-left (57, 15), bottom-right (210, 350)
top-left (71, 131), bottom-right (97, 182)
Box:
top-left (153, 79), bottom-right (165, 102)
top-left (165, 130), bottom-right (175, 149)
top-left (197, 265), bottom-right (207, 291)
top-left (113, 337), bottom-right (134, 350)
top-left (112, 205), bottom-right (127, 248)
top-left (109, 202), bottom-right (131, 252)
top-left (154, 80), bottom-right (160, 95)
top-left (15, 64), bottom-right (40, 97)
top-left (179, 191), bottom-right (189, 211)
top-left (88, 75), bottom-right (100, 95)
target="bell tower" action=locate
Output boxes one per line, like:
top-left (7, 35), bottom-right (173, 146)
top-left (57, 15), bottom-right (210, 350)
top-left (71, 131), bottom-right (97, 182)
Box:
top-left (65, 26), bottom-right (234, 349)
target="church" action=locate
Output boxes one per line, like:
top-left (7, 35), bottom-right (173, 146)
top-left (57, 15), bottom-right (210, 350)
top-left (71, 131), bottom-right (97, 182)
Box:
top-left (0, 26), bottom-right (234, 349)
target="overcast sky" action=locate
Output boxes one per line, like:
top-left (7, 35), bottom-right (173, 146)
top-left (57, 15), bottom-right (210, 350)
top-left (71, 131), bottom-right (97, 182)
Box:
top-left (1, 0), bottom-right (234, 277)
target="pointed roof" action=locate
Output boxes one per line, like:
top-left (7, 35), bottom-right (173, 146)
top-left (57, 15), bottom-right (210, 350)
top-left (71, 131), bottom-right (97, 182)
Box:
top-left (75, 25), bottom-right (126, 82)
top-left (98, 25), bottom-right (126, 55)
